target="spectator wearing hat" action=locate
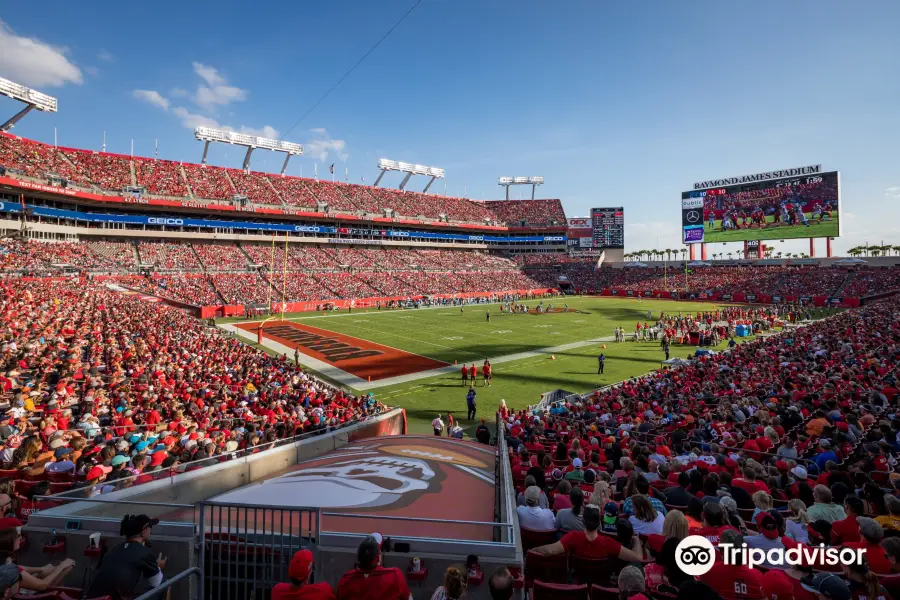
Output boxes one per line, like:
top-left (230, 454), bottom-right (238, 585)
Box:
top-left (531, 504), bottom-right (643, 562)
top-left (618, 565), bottom-right (647, 600)
top-left (86, 514), bottom-right (166, 599)
top-left (813, 440), bottom-right (839, 471)
top-left (272, 549), bottom-right (335, 600)
top-left (831, 495), bottom-right (864, 544)
top-left (565, 458), bottom-right (585, 483)
top-left (699, 529), bottom-right (766, 600)
top-left (601, 501), bottom-right (620, 534)
top-left (744, 512), bottom-right (787, 568)
top-left (798, 572), bottom-right (852, 600)
top-left (44, 446), bottom-right (75, 474)
top-left (516, 486), bottom-right (555, 530)
top-left (842, 518), bottom-right (893, 574)
top-left (808, 485), bottom-right (847, 524)
top-left (336, 535), bottom-right (412, 600)
top-left (474, 419), bottom-right (490, 445)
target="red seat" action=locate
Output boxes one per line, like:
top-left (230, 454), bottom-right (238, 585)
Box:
top-left (591, 585), bottom-right (620, 600)
top-left (0, 469), bottom-right (21, 479)
top-left (46, 472), bottom-right (74, 483)
top-left (879, 574), bottom-right (900, 600)
top-left (533, 580), bottom-right (588, 600)
top-left (13, 480), bottom-right (39, 495)
top-left (520, 526), bottom-right (557, 551)
top-left (570, 555), bottom-right (620, 587)
top-left (525, 550), bottom-right (567, 588)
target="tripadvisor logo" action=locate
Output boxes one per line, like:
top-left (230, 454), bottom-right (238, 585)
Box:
top-left (675, 535), bottom-right (866, 576)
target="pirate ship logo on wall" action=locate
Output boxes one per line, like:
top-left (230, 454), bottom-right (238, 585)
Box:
top-left (213, 437), bottom-right (492, 511)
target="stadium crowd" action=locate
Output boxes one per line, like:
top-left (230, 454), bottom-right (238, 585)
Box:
top-left (0, 279), bottom-right (386, 520)
top-left (1, 133), bottom-right (570, 227)
top-left (500, 293), bottom-right (900, 599)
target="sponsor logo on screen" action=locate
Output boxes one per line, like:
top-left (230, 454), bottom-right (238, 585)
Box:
top-left (683, 225), bottom-right (704, 243)
top-left (682, 197), bottom-right (704, 209)
top-left (684, 210), bottom-right (701, 224)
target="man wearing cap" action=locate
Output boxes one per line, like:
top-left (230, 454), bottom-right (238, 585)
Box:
top-left (564, 458), bottom-right (585, 483)
top-left (699, 529), bottom-right (766, 600)
top-left (813, 440), bottom-right (839, 471)
top-left (531, 504), bottom-right (643, 562)
top-left (272, 549), bottom-right (335, 600)
top-left (336, 535), bottom-right (412, 600)
top-left (44, 446), bottom-right (76, 474)
top-left (87, 514), bottom-right (166, 599)
top-left (516, 486), bottom-right (555, 530)
top-left (799, 572), bottom-right (852, 600)
top-left (744, 512), bottom-right (787, 569)
top-left (842, 518), bottom-right (893, 574)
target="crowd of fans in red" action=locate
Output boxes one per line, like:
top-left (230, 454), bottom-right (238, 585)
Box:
top-left (524, 261), bottom-right (900, 298)
top-left (0, 279), bottom-right (386, 512)
top-left (502, 294), bottom-right (900, 600)
top-left (0, 133), bottom-right (564, 227)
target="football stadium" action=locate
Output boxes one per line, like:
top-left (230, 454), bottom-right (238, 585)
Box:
top-left (1, 3), bottom-right (900, 600)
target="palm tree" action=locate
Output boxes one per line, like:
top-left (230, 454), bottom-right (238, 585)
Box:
top-left (872, 247), bottom-right (882, 257)
top-left (680, 248), bottom-right (687, 262)
top-left (727, 252), bottom-right (734, 260)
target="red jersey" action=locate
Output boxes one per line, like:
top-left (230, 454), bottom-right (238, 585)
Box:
top-left (699, 561), bottom-right (765, 600)
top-left (559, 531), bottom-right (621, 559)
top-left (830, 515), bottom-right (862, 544)
top-left (482, 364), bottom-right (490, 376)
top-left (469, 366), bottom-right (477, 377)
top-left (689, 525), bottom-right (737, 544)
top-left (336, 567), bottom-right (411, 600)
top-left (732, 478), bottom-right (769, 495)
top-left (842, 541), bottom-right (893, 574)
top-left (271, 582), bottom-right (336, 600)
top-left (461, 366), bottom-right (467, 377)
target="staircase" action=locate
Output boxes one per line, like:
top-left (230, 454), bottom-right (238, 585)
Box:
top-left (264, 176), bottom-right (289, 207)
top-left (129, 160), bottom-right (137, 186)
top-left (132, 241), bottom-right (143, 266)
top-left (223, 170), bottom-right (238, 195)
top-left (188, 243), bottom-right (207, 272)
top-left (832, 272), bottom-right (856, 297)
top-left (236, 243), bottom-right (254, 267)
top-left (180, 165), bottom-right (195, 199)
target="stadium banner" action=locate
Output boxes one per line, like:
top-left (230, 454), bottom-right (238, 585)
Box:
top-left (692, 165), bottom-right (822, 190)
top-left (567, 217), bottom-right (591, 229)
top-left (0, 200), bottom-right (565, 245)
top-left (680, 170), bottom-right (840, 243)
top-left (0, 175), bottom-right (547, 234)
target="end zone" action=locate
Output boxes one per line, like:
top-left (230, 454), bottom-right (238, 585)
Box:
top-left (231, 320), bottom-right (448, 385)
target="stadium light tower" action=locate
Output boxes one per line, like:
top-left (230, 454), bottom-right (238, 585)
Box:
top-left (374, 158), bottom-right (445, 193)
top-left (498, 176), bottom-right (544, 200)
top-left (0, 77), bottom-right (58, 132)
top-left (194, 127), bottom-right (303, 174)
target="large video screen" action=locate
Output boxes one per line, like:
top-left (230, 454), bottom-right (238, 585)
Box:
top-left (681, 171), bottom-right (840, 244)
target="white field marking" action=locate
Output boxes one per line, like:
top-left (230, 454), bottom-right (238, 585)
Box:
top-left (441, 336), bottom-right (464, 341)
top-left (490, 330), bottom-right (512, 334)
top-left (534, 324), bottom-right (551, 328)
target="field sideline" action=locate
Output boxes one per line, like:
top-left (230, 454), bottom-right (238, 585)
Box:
top-left (219, 296), bottom-right (761, 434)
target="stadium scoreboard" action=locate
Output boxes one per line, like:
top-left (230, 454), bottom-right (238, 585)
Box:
top-left (681, 166), bottom-right (840, 244)
top-left (591, 207), bottom-right (624, 249)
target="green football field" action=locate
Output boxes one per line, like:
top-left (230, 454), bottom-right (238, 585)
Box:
top-left (703, 213), bottom-right (838, 243)
top-left (221, 296), bottom-right (775, 435)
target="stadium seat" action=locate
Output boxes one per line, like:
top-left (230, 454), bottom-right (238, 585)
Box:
top-left (520, 527), bottom-right (558, 551)
top-left (533, 580), bottom-right (588, 600)
top-left (570, 556), bottom-right (620, 587)
top-left (524, 550), bottom-right (567, 587)
top-left (590, 585), bottom-right (620, 600)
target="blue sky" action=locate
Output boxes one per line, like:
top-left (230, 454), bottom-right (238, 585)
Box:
top-left (1, 0), bottom-right (899, 255)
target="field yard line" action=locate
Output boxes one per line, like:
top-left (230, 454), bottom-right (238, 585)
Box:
top-left (352, 334), bottom-right (616, 391)
top-left (303, 319), bottom-right (486, 357)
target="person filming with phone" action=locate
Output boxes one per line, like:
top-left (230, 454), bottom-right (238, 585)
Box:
top-left (87, 514), bottom-right (167, 600)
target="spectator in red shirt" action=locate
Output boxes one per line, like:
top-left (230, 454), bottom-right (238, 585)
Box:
top-left (831, 496), bottom-right (864, 545)
top-left (733, 466), bottom-right (770, 495)
top-left (272, 549), bottom-right (335, 600)
top-left (842, 518), bottom-right (893, 575)
top-left (336, 536), bottom-right (412, 600)
top-left (531, 504), bottom-right (643, 562)
top-left (691, 503), bottom-right (737, 544)
top-left (699, 529), bottom-right (766, 600)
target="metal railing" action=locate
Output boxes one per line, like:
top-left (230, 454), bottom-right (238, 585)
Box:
top-left (198, 501), bottom-right (320, 600)
top-left (135, 566), bottom-right (202, 600)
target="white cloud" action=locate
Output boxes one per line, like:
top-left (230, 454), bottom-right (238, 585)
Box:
top-left (191, 62), bottom-right (247, 110)
top-left (97, 50), bottom-right (113, 62)
top-left (885, 186), bottom-right (900, 199)
top-left (306, 128), bottom-right (349, 162)
top-left (133, 89), bottom-right (170, 111)
top-left (0, 18), bottom-right (82, 87)
top-left (134, 64), bottom-right (278, 145)
top-left (172, 106), bottom-right (221, 129)
top-left (239, 125), bottom-right (280, 139)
